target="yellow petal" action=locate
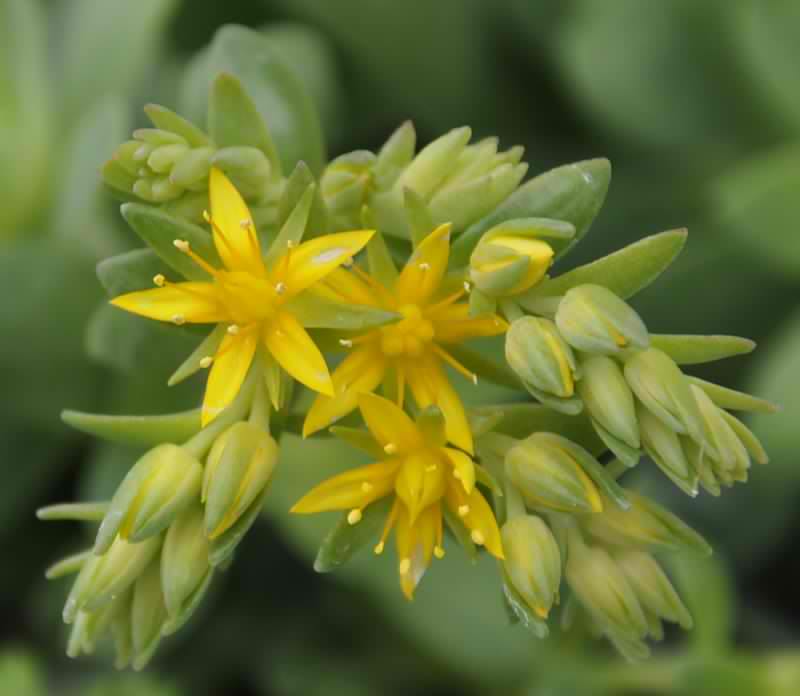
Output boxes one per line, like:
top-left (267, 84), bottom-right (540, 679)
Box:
top-left (395, 223), bottom-right (451, 305)
top-left (111, 283), bottom-right (226, 324)
top-left (432, 313), bottom-right (508, 343)
top-left (445, 481), bottom-right (503, 560)
top-left (312, 267), bottom-right (381, 307)
top-left (290, 459), bottom-right (400, 513)
top-left (280, 230), bottom-right (374, 296)
top-left (396, 504), bottom-right (437, 600)
top-left (357, 392), bottom-right (422, 453)
top-left (406, 355), bottom-right (473, 454)
top-left (394, 451), bottom-right (446, 524)
top-left (442, 447), bottom-right (476, 493)
top-left (264, 311), bottom-right (333, 396)
top-left (202, 330), bottom-right (258, 426)
top-left (209, 167), bottom-right (264, 274)
top-left (303, 345), bottom-right (386, 437)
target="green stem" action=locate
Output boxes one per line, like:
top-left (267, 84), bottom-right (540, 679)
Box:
top-left (499, 299), bottom-right (525, 323)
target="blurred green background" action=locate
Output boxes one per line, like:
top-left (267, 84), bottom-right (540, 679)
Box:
top-left (2, 0), bottom-right (799, 694)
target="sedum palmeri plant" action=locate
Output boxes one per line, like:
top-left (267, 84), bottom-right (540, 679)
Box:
top-left (37, 27), bottom-right (777, 671)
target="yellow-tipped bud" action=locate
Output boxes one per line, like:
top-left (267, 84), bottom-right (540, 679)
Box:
top-left (638, 404), bottom-right (699, 497)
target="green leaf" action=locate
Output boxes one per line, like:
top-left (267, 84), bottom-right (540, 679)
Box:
top-left (329, 426), bottom-right (384, 458)
top-left (97, 248), bottom-right (169, 298)
top-left (651, 334), bottom-right (756, 365)
top-left (62, 408), bottom-right (202, 447)
top-left (690, 377), bottom-right (778, 413)
top-left (264, 185), bottom-right (314, 267)
top-left (208, 72), bottom-right (282, 176)
top-left (61, 0), bottom-right (178, 125)
top-left (314, 498), bottom-right (392, 573)
top-left (367, 233), bottom-right (399, 287)
top-left (181, 24), bottom-right (326, 176)
top-left (522, 230), bottom-right (687, 304)
top-left (144, 103), bottom-right (210, 148)
top-left (36, 502), bottom-right (108, 522)
top-left (0, 651), bottom-right (46, 696)
top-left (451, 159), bottom-right (611, 268)
top-left (121, 203), bottom-right (221, 281)
top-left (447, 345), bottom-right (521, 391)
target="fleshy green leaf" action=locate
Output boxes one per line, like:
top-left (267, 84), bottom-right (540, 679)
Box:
top-left (690, 377), bottom-right (778, 414)
top-left (36, 502), bottom-right (108, 522)
top-left (522, 230), bottom-right (687, 304)
top-left (168, 326), bottom-right (226, 386)
top-left (62, 409), bottom-right (202, 447)
top-left (651, 334), bottom-right (756, 365)
top-left (120, 203), bottom-right (221, 281)
top-left (144, 103), bottom-right (210, 148)
top-left (447, 345), bottom-right (521, 391)
top-left (451, 159), bottom-right (611, 267)
top-left (264, 185), bottom-right (314, 267)
top-left (314, 498), bottom-right (392, 573)
top-left (97, 248), bottom-right (169, 298)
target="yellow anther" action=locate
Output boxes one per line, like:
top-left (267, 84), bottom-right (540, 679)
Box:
top-left (171, 314), bottom-right (186, 325)
top-left (384, 443), bottom-right (397, 455)
top-left (347, 509), bottom-right (362, 525)
top-left (434, 546), bottom-right (445, 559)
top-left (173, 239), bottom-right (190, 253)
top-left (463, 280), bottom-right (471, 292)
top-left (471, 373), bottom-right (478, 385)
top-left (286, 240), bottom-right (296, 249)
top-left (471, 530), bottom-right (485, 546)
top-left (399, 558), bottom-right (411, 575)
top-left (361, 482), bottom-right (373, 493)
top-left (458, 504), bottom-right (470, 518)
top-left (199, 356), bottom-right (213, 369)
top-left (339, 339), bottom-right (353, 348)
top-left (153, 274), bottom-right (165, 287)
top-left (374, 541), bottom-right (385, 555)
top-left (275, 281), bottom-right (287, 295)
top-left (227, 324), bottom-right (240, 335)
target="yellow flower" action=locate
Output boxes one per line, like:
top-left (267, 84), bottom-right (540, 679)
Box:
top-left (303, 223), bottom-right (507, 453)
top-left (292, 393), bottom-right (504, 598)
top-left (111, 168), bottom-right (373, 425)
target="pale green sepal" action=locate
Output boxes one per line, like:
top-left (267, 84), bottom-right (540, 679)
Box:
top-left (120, 203), bottom-right (221, 281)
top-left (278, 161), bottom-right (327, 236)
top-left (690, 377), bottom-right (779, 414)
top-left (314, 497), bottom-right (393, 573)
top-left (415, 406), bottom-right (447, 447)
top-left (467, 407), bottom-right (504, 438)
top-left (404, 187), bottom-right (435, 247)
top-left (395, 126), bottom-right (471, 198)
top-left (501, 567), bottom-right (550, 639)
top-left (264, 185), bottom-right (314, 268)
top-left (468, 287), bottom-right (497, 317)
top-left (46, 550), bottom-right (92, 580)
top-left (102, 159), bottom-right (137, 197)
top-left (370, 189), bottom-right (410, 240)
top-left (144, 103), bottom-right (210, 148)
top-left (329, 427), bottom-right (384, 458)
top-left (366, 232), bottom-right (399, 286)
top-left (161, 504), bottom-right (211, 620)
top-left (62, 409), bottom-right (202, 448)
top-left (523, 382), bottom-right (584, 416)
top-left (526, 229), bottom-right (687, 301)
top-left (638, 406), bottom-right (699, 497)
top-left (97, 249), bottom-right (168, 298)
top-left (593, 420), bottom-right (641, 469)
top-left (109, 593), bottom-right (134, 669)
top-left (373, 120), bottom-right (416, 189)
top-left (208, 72), bottom-right (281, 177)
top-left (37, 503), bottom-right (108, 522)
top-left (651, 334), bottom-right (755, 365)
top-left (578, 355), bottom-right (639, 448)
top-left (168, 326), bottom-right (226, 386)
top-left (475, 464), bottom-right (504, 502)
top-left (720, 411), bottom-right (768, 464)
top-left (285, 294), bottom-right (399, 330)
top-left (451, 158), bottom-right (611, 267)
top-left (470, 250), bottom-right (530, 297)
top-left (130, 559), bottom-right (167, 671)
top-left (208, 487), bottom-right (269, 567)
top-left (161, 568), bottom-right (213, 636)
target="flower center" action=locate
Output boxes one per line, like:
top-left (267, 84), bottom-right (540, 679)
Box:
top-left (215, 271), bottom-right (278, 326)
top-left (380, 304), bottom-right (435, 358)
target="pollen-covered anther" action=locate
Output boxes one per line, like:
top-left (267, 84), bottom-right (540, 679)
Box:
top-left (384, 442), bottom-right (398, 454)
top-left (374, 541), bottom-right (385, 555)
top-left (399, 558), bottom-right (411, 575)
top-left (173, 239), bottom-right (190, 253)
top-left (419, 262), bottom-right (431, 271)
top-left (347, 509), bottom-right (362, 525)
top-left (463, 280), bottom-right (471, 293)
top-left (153, 274), bottom-right (166, 287)
top-left (361, 482), bottom-right (373, 493)
top-left (471, 373), bottom-right (478, 385)
top-left (227, 324), bottom-right (240, 335)
top-left (171, 314), bottom-right (186, 325)
top-left (339, 339), bottom-right (353, 348)
top-left (458, 504), bottom-right (470, 518)
top-left (275, 281), bottom-right (287, 295)
top-left (471, 530), bottom-right (485, 546)
top-left (434, 546), bottom-right (446, 559)
top-left (199, 356), bottom-right (213, 369)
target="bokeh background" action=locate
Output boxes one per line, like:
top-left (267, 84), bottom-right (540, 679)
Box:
top-left (2, 0), bottom-right (799, 694)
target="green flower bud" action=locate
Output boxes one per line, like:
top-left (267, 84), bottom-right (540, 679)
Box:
top-left (556, 284), bottom-right (649, 355)
top-left (66, 595), bottom-right (124, 660)
top-left (505, 317), bottom-right (581, 413)
top-left (506, 433), bottom-right (603, 513)
top-left (373, 121), bottom-right (416, 189)
top-left (501, 515), bottom-right (562, 618)
top-left (395, 126), bottom-right (472, 198)
top-left (161, 504), bottom-right (212, 632)
top-left (130, 559), bottom-right (168, 671)
top-left (321, 150), bottom-right (376, 226)
top-left (63, 535), bottom-right (162, 624)
top-left (211, 146), bottom-right (273, 199)
top-left (691, 385), bottom-right (751, 475)
top-left (578, 355), bottom-right (640, 454)
top-left (615, 551), bottom-right (692, 631)
top-left (584, 491), bottom-right (711, 555)
top-left (624, 348), bottom-right (708, 451)
top-left (566, 539), bottom-right (648, 642)
top-left (638, 404), bottom-right (699, 497)
top-left (95, 444), bottom-right (203, 554)
top-left (203, 422), bottom-right (278, 539)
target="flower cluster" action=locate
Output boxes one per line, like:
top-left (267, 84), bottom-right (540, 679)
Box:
top-left (40, 71), bottom-right (774, 669)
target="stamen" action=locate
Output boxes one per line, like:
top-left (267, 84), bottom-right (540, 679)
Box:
top-left (434, 546), bottom-right (445, 559)
top-left (275, 281), bottom-right (287, 295)
top-left (427, 288), bottom-right (465, 314)
top-left (199, 356), bottom-right (213, 369)
top-left (463, 280), bottom-right (471, 293)
top-left (425, 464), bottom-right (438, 473)
top-left (339, 338), bottom-right (353, 348)
top-left (399, 558), bottom-right (411, 575)
top-left (419, 262), bottom-right (431, 271)
top-left (458, 504), bottom-right (470, 518)
top-left (347, 509), bottom-right (362, 525)
top-left (432, 344), bottom-right (478, 384)
top-left (374, 541), bottom-right (385, 555)
top-left (361, 482), bottom-right (373, 493)
top-left (153, 274), bottom-right (165, 287)
top-left (377, 500), bottom-right (399, 555)
top-left (471, 530), bottom-right (485, 546)
top-left (227, 324), bottom-right (240, 335)
top-left (171, 315), bottom-right (186, 325)
top-left (173, 239), bottom-right (219, 277)
top-left (173, 239), bottom-right (189, 252)
top-left (384, 442), bottom-right (397, 455)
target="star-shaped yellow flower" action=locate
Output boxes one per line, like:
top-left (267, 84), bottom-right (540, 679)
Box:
top-left (292, 393), bottom-right (503, 598)
top-left (303, 224), bottom-right (507, 453)
top-left (111, 168), bottom-right (373, 425)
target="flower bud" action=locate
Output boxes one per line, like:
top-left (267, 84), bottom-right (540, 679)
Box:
top-left (615, 551), bottom-right (692, 631)
top-left (624, 348), bottom-right (708, 450)
top-left (373, 121), bottom-right (416, 189)
top-left (505, 317), bottom-right (581, 413)
top-left (203, 422), bottom-right (278, 539)
top-left (638, 404), bottom-right (699, 496)
top-left (565, 539), bottom-right (648, 642)
top-left (506, 433), bottom-right (603, 513)
top-left (321, 150), bottom-right (377, 227)
top-left (63, 535), bottom-right (162, 624)
top-left (130, 558), bottom-right (168, 670)
top-left (556, 284), bottom-right (649, 355)
top-left (578, 355), bottom-right (640, 454)
top-left (95, 444), bottom-right (203, 554)
top-left (395, 126), bottom-right (472, 198)
top-left (161, 504), bottom-right (212, 633)
top-left (211, 146), bottom-right (273, 199)
top-left (501, 515), bottom-right (562, 618)
top-left (691, 385), bottom-right (751, 475)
